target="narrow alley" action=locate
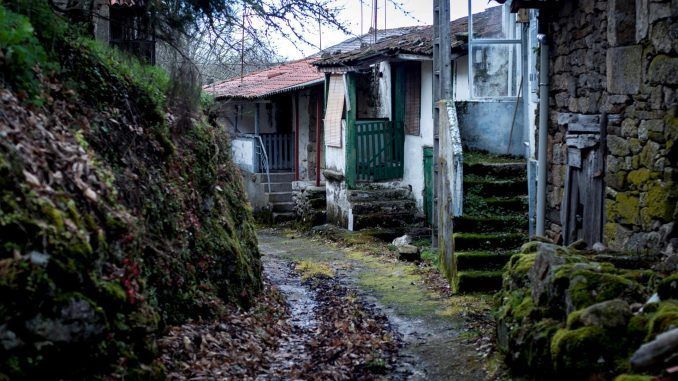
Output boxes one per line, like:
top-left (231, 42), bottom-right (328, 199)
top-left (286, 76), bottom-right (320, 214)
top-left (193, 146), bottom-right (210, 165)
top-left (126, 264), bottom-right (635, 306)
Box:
top-left (258, 228), bottom-right (501, 380)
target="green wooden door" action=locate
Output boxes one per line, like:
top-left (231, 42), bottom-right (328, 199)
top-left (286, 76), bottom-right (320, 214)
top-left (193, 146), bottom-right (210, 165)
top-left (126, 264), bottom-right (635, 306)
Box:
top-left (423, 147), bottom-right (434, 225)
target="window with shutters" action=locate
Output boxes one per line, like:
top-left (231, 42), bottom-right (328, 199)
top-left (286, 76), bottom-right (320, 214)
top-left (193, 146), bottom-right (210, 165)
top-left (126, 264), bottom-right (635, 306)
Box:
top-left (324, 74), bottom-right (345, 147)
top-left (404, 62), bottom-right (421, 136)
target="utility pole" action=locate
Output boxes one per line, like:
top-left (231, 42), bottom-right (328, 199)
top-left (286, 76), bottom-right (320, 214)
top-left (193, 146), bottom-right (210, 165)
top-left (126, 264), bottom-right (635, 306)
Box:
top-left (432, 0), bottom-right (451, 249)
top-left (240, 0), bottom-right (246, 81)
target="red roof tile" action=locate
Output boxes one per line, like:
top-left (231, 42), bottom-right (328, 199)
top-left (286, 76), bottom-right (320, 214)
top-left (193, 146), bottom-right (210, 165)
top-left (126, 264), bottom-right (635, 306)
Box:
top-left (202, 58), bottom-right (324, 100)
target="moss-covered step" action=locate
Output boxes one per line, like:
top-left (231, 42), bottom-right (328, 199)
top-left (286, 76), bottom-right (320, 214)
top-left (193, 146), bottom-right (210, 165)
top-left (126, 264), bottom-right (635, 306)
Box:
top-left (464, 177), bottom-right (527, 198)
top-left (353, 211), bottom-right (417, 230)
top-left (453, 232), bottom-right (527, 251)
top-left (454, 214), bottom-right (527, 233)
top-left (456, 251), bottom-right (515, 271)
top-left (464, 195), bottom-right (528, 216)
top-left (455, 270), bottom-right (504, 293)
top-left (464, 162), bottom-right (526, 179)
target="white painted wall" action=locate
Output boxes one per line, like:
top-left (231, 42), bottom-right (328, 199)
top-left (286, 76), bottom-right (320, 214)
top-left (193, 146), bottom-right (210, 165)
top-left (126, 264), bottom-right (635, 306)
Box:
top-left (402, 61), bottom-right (435, 212)
top-left (231, 137), bottom-right (256, 172)
top-left (377, 62), bottom-right (392, 119)
top-left (454, 56), bottom-right (471, 101)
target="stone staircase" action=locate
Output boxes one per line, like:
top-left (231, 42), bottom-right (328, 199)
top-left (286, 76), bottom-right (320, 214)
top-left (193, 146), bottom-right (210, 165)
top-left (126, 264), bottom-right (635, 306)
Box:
top-left (453, 153), bottom-right (529, 293)
top-left (261, 172), bottom-right (295, 224)
top-left (348, 183), bottom-right (419, 231)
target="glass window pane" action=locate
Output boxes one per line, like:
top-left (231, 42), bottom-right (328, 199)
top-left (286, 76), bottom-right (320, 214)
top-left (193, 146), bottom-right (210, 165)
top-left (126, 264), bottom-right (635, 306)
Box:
top-left (471, 4), bottom-right (520, 40)
top-left (470, 43), bottom-right (521, 98)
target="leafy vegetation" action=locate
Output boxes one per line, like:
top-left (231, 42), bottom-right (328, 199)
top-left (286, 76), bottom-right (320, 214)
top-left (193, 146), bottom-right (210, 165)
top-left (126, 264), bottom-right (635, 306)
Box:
top-left (0, 2), bottom-right (261, 379)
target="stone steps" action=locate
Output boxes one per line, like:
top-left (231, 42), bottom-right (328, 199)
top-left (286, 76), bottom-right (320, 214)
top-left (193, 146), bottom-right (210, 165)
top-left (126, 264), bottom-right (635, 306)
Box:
top-left (453, 232), bottom-right (527, 252)
top-left (464, 177), bottom-right (527, 198)
top-left (272, 202), bottom-right (294, 213)
top-left (348, 187), bottom-right (412, 202)
top-left (454, 215), bottom-right (527, 233)
top-left (272, 212), bottom-right (296, 224)
top-left (268, 191), bottom-right (293, 203)
top-left (455, 270), bottom-right (504, 293)
top-left (353, 211), bottom-right (417, 231)
top-left (258, 172), bottom-right (294, 183)
top-left (453, 152), bottom-right (528, 294)
top-left (456, 251), bottom-right (514, 271)
top-left (464, 162), bottom-right (526, 179)
top-left (351, 199), bottom-right (417, 214)
top-left (264, 182), bottom-right (293, 193)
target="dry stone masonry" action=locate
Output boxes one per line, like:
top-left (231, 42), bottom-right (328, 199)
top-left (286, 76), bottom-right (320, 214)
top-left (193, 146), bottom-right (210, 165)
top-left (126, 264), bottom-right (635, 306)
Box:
top-left (545, 0), bottom-right (677, 254)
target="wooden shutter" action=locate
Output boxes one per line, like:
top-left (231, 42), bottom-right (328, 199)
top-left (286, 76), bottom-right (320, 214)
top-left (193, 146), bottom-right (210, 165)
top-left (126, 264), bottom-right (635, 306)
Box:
top-left (324, 74), bottom-right (344, 147)
top-left (404, 62), bottom-right (421, 136)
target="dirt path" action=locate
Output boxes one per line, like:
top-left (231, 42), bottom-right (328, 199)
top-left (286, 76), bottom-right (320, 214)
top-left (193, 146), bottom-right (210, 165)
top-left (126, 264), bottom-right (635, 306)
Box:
top-left (259, 229), bottom-right (497, 381)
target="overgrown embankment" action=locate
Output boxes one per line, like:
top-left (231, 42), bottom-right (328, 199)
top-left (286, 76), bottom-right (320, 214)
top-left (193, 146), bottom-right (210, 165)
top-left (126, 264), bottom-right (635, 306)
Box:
top-left (0, 2), bottom-right (261, 379)
top-left (498, 240), bottom-right (677, 380)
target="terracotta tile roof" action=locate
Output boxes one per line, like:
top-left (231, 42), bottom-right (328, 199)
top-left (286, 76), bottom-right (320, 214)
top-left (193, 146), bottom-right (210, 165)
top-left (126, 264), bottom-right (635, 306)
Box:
top-left (313, 6), bottom-right (502, 67)
top-left (203, 58), bottom-right (324, 100)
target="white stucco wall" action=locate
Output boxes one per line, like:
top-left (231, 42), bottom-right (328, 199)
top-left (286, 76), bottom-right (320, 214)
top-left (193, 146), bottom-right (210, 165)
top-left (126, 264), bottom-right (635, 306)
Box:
top-left (377, 62), bottom-right (392, 119)
top-left (402, 61), bottom-right (435, 212)
top-left (454, 56), bottom-right (471, 101)
top-left (231, 137), bottom-right (256, 172)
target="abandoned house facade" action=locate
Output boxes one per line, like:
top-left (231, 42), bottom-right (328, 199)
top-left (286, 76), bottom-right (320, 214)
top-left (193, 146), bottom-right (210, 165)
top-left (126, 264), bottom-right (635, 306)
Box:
top-left (204, 58), bottom-right (326, 223)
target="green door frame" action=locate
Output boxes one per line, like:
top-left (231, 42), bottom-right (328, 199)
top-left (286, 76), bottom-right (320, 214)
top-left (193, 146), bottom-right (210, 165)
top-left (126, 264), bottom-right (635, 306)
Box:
top-left (345, 72), bottom-right (357, 189)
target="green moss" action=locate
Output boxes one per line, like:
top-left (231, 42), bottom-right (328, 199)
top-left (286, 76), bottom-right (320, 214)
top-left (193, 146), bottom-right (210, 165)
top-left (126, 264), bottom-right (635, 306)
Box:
top-left (615, 193), bottom-right (640, 224)
top-left (550, 326), bottom-right (618, 373)
top-left (504, 253), bottom-right (536, 289)
top-left (646, 181), bottom-right (675, 221)
top-left (647, 301), bottom-right (678, 339)
top-left (295, 261), bottom-right (335, 280)
top-left (657, 274), bottom-right (678, 300)
top-left (566, 270), bottom-right (644, 311)
top-left (613, 375), bottom-right (654, 381)
top-left (626, 169), bottom-right (650, 186)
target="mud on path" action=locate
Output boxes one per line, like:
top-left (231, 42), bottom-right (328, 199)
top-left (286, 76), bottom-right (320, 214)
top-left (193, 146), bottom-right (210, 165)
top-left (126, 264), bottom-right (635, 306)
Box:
top-left (259, 229), bottom-right (502, 381)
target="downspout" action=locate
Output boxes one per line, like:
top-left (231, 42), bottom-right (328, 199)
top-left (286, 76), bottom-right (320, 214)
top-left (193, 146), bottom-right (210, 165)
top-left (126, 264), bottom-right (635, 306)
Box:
top-left (315, 94), bottom-right (322, 187)
top-left (536, 33), bottom-right (549, 237)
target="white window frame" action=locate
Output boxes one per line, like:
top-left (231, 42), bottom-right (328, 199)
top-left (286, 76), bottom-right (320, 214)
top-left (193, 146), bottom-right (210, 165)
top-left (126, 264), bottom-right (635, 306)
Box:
top-left (468, 0), bottom-right (522, 100)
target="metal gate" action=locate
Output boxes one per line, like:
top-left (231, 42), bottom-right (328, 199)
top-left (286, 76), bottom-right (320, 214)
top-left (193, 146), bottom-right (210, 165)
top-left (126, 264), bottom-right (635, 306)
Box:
top-left (560, 112), bottom-right (607, 246)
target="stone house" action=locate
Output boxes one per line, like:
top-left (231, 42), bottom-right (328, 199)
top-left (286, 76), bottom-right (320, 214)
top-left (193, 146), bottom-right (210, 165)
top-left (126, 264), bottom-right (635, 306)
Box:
top-left (531, 0), bottom-right (677, 254)
top-left (203, 58), bottom-right (325, 223)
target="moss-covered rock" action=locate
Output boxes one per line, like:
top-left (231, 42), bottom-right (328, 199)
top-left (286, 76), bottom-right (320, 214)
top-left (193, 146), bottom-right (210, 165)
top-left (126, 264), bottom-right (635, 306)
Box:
top-left (646, 301), bottom-right (678, 339)
top-left (567, 299), bottom-right (631, 330)
top-left (657, 274), bottom-right (678, 300)
top-left (550, 326), bottom-right (623, 375)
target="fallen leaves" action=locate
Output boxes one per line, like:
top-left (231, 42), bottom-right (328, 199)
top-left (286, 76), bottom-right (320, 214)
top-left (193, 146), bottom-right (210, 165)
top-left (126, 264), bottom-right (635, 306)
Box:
top-left (158, 270), bottom-right (403, 380)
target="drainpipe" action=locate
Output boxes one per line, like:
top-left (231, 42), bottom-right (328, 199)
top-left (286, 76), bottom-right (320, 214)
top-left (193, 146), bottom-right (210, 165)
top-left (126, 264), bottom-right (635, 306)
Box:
top-left (536, 33), bottom-right (549, 237)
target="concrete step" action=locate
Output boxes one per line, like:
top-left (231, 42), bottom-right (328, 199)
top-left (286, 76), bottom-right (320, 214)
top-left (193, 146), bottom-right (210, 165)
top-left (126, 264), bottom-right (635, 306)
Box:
top-left (272, 212), bottom-right (296, 224)
top-left (268, 192), bottom-right (293, 203)
top-left (263, 182), bottom-right (292, 193)
top-left (453, 232), bottom-right (527, 252)
top-left (455, 251), bottom-right (514, 271)
top-left (464, 162), bottom-right (526, 179)
top-left (464, 177), bottom-right (527, 198)
top-left (351, 199), bottom-right (417, 215)
top-left (455, 270), bottom-right (504, 293)
top-left (259, 172), bottom-right (294, 183)
top-left (481, 196), bottom-right (529, 214)
top-left (454, 214), bottom-right (527, 233)
top-left (353, 211), bottom-right (418, 231)
top-left (272, 202), bottom-right (294, 213)
top-left (348, 187), bottom-right (411, 202)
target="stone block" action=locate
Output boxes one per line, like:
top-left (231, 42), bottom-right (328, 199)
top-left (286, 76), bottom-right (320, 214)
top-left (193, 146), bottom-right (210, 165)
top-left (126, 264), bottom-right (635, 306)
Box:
top-left (608, 135), bottom-right (631, 156)
top-left (621, 118), bottom-right (638, 137)
top-left (650, 19), bottom-right (675, 54)
top-left (606, 46), bottom-right (642, 94)
top-left (608, 0), bottom-right (637, 46)
top-left (636, 0), bottom-right (649, 42)
top-left (648, 55), bottom-right (678, 86)
top-left (640, 140), bottom-right (660, 168)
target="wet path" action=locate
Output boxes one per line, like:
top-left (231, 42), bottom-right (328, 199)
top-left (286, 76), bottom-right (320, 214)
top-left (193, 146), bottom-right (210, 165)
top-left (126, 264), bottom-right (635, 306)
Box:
top-left (259, 229), bottom-right (491, 381)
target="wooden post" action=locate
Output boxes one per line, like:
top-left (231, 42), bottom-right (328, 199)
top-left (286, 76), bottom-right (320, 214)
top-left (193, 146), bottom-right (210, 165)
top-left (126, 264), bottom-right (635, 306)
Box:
top-left (294, 93), bottom-right (300, 181)
top-left (345, 73), bottom-right (357, 189)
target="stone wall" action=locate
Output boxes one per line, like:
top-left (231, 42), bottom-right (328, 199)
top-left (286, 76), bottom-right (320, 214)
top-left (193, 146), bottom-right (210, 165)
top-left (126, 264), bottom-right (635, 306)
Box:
top-left (545, 0), bottom-right (677, 253)
top-left (292, 181), bottom-right (327, 226)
